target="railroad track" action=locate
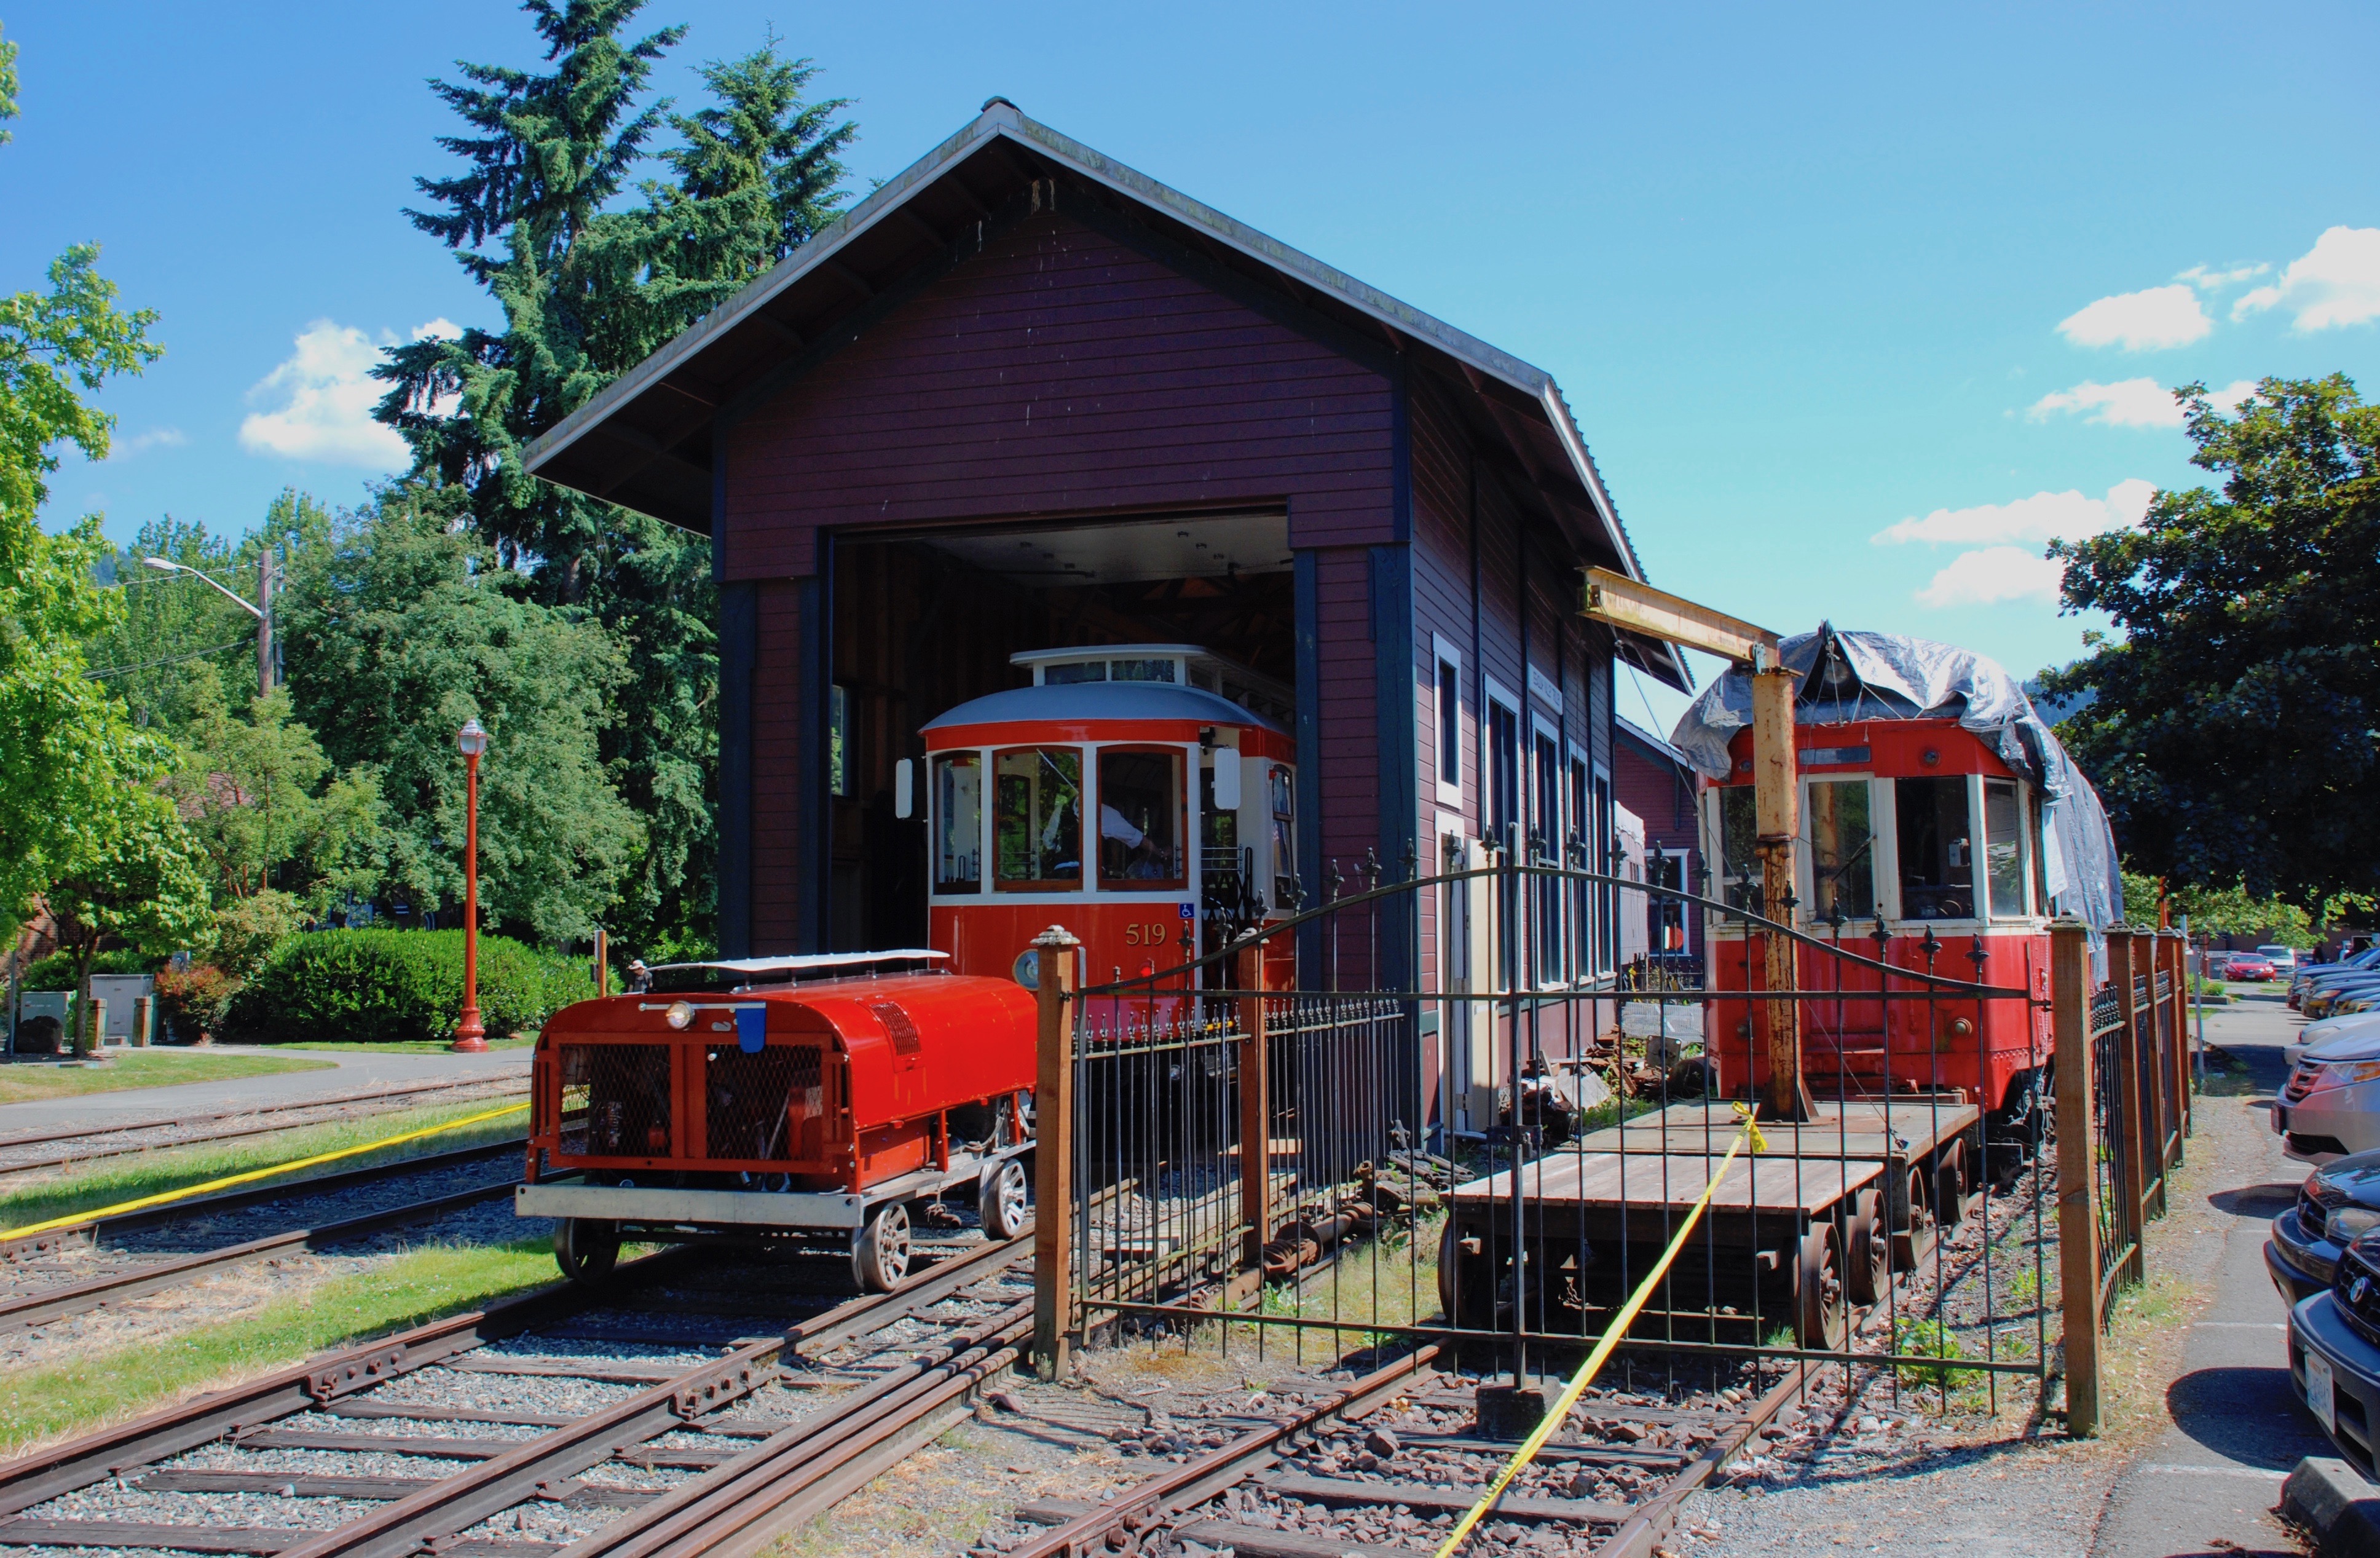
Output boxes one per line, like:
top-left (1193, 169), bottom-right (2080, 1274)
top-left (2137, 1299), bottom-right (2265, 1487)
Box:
top-left (971, 1345), bottom-right (1806, 1558)
top-left (0, 1235), bottom-right (1036, 1558)
top-left (0, 1140), bottom-right (532, 1335)
top-left (0, 1077), bottom-right (529, 1179)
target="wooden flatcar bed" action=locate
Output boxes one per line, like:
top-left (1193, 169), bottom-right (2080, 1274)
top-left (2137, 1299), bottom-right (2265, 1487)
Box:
top-left (1438, 1099), bottom-right (1984, 1348)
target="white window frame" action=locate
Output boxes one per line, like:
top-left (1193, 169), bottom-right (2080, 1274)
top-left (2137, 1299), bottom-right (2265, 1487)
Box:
top-left (1566, 741), bottom-right (1594, 981)
top-left (1799, 771), bottom-right (1880, 928)
top-left (1526, 712), bottom-right (1565, 987)
top-left (1431, 635), bottom-right (1465, 812)
top-left (1980, 774), bottom-right (2039, 924)
top-left (1482, 676), bottom-right (1522, 857)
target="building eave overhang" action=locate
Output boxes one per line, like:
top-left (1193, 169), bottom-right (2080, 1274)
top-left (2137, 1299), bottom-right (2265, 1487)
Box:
top-left (524, 100), bottom-right (1692, 690)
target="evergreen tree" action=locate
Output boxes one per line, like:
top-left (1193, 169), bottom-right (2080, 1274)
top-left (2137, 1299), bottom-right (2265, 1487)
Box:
top-left (372, 2), bottom-right (854, 958)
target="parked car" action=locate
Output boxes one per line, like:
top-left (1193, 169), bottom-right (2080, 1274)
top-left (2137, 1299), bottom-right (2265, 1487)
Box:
top-left (2303, 971), bottom-right (2380, 1019)
top-left (2292, 1229), bottom-right (2380, 1476)
top-left (2271, 1150), bottom-right (2380, 1303)
top-left (2296, 947), bottom-right (2380, 1008)
top-left (2230, 953), bottom-right (2280, 983)
top-left (2279, 1029), bottom-right (2380, 1160)
top-left (2262, 944), bottom-right (2304, 974)
top-left (2291, 1011), bottom-right (2380, 1070)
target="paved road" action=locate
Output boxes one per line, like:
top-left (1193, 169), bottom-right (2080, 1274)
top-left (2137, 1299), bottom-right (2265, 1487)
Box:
top-left (0, 1044), bottom-right (529, 1135)
top-left (2089, 989), bottom-right (2330, 1557)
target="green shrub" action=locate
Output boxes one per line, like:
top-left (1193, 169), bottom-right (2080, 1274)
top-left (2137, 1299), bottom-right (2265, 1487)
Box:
top-left (224, 930), bottom-right (594, 1045)
top-left (153, 964), bottom-right (240, 1042)
top-left (15, 947), bottom-right (154, 991)
top-left (213, 890), bottom-right (309, 981)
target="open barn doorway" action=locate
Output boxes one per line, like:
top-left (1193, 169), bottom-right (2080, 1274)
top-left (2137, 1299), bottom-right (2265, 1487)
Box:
top-left (825, 511), bottom-right (1295, 952)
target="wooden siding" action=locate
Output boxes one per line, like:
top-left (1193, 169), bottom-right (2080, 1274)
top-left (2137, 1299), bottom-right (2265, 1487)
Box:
top-left (720, 210), bottom-right (1397, 579)
top-left (751, 579), bottom-right (806, 954)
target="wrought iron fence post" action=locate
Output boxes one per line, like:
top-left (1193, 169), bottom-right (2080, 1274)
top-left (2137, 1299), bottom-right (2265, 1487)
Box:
top-left (1236, 940), bottom-right (1272, 1280)
top-left (1032, 925), bottom-right (1081, 1380)
top-left (2051, 915), bottom-right (2100, 1437)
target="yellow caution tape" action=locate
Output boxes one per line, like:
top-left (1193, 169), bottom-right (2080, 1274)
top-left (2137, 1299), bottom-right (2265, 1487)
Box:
top-left (0, 1099), bottom-right (530, 1241)
top-left (1432, 1102), bottom-right (1764, 1558)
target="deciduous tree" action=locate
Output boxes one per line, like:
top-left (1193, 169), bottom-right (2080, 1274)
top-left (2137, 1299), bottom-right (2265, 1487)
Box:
top-left (2047, 375), bottom-right (2379, 906)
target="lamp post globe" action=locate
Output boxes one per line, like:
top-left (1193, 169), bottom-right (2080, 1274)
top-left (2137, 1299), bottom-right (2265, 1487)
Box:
top-left (451, 719), bottom-right (492, 1053)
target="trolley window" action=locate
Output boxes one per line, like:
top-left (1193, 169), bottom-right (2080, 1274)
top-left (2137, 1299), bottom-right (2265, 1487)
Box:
top-left (993, 747), bottom-right (1082, 890)
top-left (1984, 778), bottom-right (2028, 919)
top-left (1269, 764), bottom-right (1296, 906)
top-left (1110, 658), bottom-right (1177, 684)
top-left (1807, 778), bottom-right (1876, 920)
top-left (1717, 785), bottom-right (1757, 911)
top-left (932, 753), bottom-right (982, 892)
top-left (1097, 748), bottom-right (1186, 888)
top-left (1896, 776), bottom-right (1975, 920)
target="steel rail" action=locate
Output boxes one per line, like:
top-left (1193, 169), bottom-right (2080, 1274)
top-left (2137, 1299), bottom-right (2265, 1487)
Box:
top-left (0, 1137), bottom-right (526, 1265)
top-left (999, 1344), bottom-right (1441, 1558)
top-left (0, 1251), bottom-right (693, 1519)
top-left (0, 1075), bottom-right (528, 1155)
top-left (0, 1175), bottom-right (524, 1333)
top-left (0, 1086), bottom-right (529, 1183)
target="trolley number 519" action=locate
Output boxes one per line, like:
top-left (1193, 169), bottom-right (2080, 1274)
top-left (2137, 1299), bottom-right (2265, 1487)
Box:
top-left (1121, 923), bottom-right (1175, 946)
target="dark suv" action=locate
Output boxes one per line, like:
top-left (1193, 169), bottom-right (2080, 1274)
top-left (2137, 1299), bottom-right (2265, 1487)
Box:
top-left (2272, 1151), bottom-right (2380, 1302)
top-left (2294, 1231), bottom-right (2380, 1473)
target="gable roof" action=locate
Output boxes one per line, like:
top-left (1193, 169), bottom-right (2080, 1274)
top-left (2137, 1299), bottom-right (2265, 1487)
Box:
top-left (523, 99), bottom-right (1690, 689)
top-left (1615, 713), bottom-right (1694, 771)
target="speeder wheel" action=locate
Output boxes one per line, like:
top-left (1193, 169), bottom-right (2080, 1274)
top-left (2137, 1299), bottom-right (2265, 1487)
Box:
top-left (555, 1217), bottom-right (619, 1283)
top-left (1934, 1140), bottom-right (1971, 1228)
top-left (984, 1159), bottom-right (1030, 1241)
top-left (1892, 1164), bottom-right (1939, 1268)
top-left (853, 1201), bottom-right (913, 1293)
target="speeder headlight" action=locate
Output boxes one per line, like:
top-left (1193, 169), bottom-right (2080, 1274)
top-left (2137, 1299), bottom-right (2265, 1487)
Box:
top-left (664, 1000), bottom-right (696, 1030)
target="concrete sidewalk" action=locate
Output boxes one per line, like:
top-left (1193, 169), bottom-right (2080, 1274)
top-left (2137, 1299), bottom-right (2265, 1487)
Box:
top-left (0, 1045), bottom-right (528, 1135)
top-left (2088, 989), bottom-right (2330, 1556)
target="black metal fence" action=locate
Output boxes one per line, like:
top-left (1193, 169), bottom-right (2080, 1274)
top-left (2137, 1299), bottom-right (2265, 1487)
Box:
top-left (1051, 853), bottom-right (2083, 1411)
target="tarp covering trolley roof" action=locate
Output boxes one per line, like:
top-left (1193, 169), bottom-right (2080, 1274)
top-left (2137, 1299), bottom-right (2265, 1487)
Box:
top-left (1670, 623), bottom-right (2124, 934)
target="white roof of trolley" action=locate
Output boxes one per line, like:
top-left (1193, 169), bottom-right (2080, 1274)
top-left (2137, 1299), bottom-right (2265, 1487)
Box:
top-left (922, 681), bottom-right (1287, 735)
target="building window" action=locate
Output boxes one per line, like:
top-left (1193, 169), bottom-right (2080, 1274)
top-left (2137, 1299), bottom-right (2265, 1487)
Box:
top-left (1567, 752), bottom-right (1591, 976)
top-left (1593, 769), bottom-right (1614, 975)
top-left (1807, 778), bottom-right (1877, 920)
top-left (1896, 775), bottom-right (1975, 920)
top-left (1649, 852), bottom-right (1687, 952)
top-left (1717, 786), bottom-right (1757, 911)
top-left (932, 753), bottom-right (982, 892)
top-left (1485, 691), bottom-right (1521, 855)
top-left (993, 747), bottom-right (1082, 890)
top-left (1531, 725), bottom-right (1562, 983)
top-left (1433, 638), bottom-right (1463, 804)
top-left (829, 684), bottom-right (851, 797)
top-left (1097, 748), bottom-right (1186, 888)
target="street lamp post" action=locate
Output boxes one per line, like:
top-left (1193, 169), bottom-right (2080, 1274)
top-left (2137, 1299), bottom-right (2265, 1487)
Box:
top-left (142, 556), bottom-right (273, 689)
top-left (451, 719), bottom-right (491, 1053)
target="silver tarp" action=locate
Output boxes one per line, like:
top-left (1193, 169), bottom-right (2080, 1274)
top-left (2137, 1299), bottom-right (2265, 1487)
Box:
top-left (1669, 623), bottom-right (2125, 934)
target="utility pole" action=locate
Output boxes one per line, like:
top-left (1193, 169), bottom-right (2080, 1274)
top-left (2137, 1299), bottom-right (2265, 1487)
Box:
top-left (256, 547), bottom-right (275, 692)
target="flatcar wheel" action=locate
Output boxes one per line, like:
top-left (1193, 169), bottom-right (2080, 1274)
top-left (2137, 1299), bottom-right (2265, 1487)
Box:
top-left (1933, 1141), bottom-right (1971, 1228)
top-left (1795, 1222), bottom-right (1848, 1351)
top-left (983, 1159), bottom-right (1030, 1242)
top-left (853, 1201), bottom-right (913, 1293)
top-left (1891, 1165), bottom-right (1938, 1268)
top-left (555, 1217), bottom-right (619, 1283)
top-left (1845, 1188), bottom-right (1888, 1307)
top-left (1437, 1222), bottom-right (1497, 1329)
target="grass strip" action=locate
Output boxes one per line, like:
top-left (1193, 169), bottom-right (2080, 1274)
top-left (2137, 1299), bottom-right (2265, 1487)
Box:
top-left (0, 1236), bottom-right (560, 1456)
top-left (0, 1052), bottom-right (336, 1105)
top-left (0, 1096), bottom-right (530, 1232)
top-left (259, 1037), bottom-right (540, 1055)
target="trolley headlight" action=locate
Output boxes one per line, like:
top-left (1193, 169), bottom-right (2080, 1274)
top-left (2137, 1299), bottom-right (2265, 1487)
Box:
top-left (2330, 1207), bottom-right (2380, 1244)
top-left (664, 1000), bottom-right (696, 1030)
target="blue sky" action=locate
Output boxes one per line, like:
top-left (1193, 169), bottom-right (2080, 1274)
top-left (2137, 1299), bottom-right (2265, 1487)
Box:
top-left (9, 2), bottom-right (2377, 731)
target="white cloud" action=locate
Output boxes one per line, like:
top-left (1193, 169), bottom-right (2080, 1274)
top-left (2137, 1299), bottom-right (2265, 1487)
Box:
top-left (2176, 261), bottom-right (2268, 291)
top-left (1872, 479), bottom-right (2156, 548)
top-left (2027, 378), bottom-right (2183, 428)
top-left (2025, 378), bottom-right (2257, 429)
top-left (2055, 284), bottom-right (2211, 350)
top-left (240, 318), bottom-right (454, 468)
top-left (2233, 226), bottom-right (2380, 331)
top-left (1915, 546), bottom-right (2067, 607)
top-left (107, 427), bottom-right (188, 459)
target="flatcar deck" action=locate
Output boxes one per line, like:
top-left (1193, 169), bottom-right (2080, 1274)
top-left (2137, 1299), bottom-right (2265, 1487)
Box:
top-left (1448, 1150), bottom-right (1883, 1224)
top-left (1568, 1097), bottom-right (1982, 1166)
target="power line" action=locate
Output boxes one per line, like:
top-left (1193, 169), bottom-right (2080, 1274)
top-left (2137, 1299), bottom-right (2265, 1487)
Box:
top-left (83, 638), bottom-right (253, 679)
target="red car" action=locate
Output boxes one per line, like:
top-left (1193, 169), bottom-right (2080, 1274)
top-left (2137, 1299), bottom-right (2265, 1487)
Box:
top-left (2228, 953), bottom-right (2279, 982)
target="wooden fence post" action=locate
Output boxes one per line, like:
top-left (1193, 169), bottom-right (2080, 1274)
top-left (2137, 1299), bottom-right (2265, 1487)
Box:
top-left (1031, 925), bottom-right (1081, 1381)
top-left (132, 995), bottom-right (154, 1048)
top-left (1236, 941), bottom-right (1272, 1278)
top-left (2106, 928), bottom-right (2151, 1271)
top-left (2167, 931), bottom-right (2193, 1144)
top-left (2051, 917), bottom-right (2099, 1437)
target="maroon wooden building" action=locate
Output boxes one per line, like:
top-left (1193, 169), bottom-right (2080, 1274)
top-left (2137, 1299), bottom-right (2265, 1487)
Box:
top-left (1614, 715), bottom-right (1704, 959)
top-left (526, 100), bottom-right (1691, 973)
